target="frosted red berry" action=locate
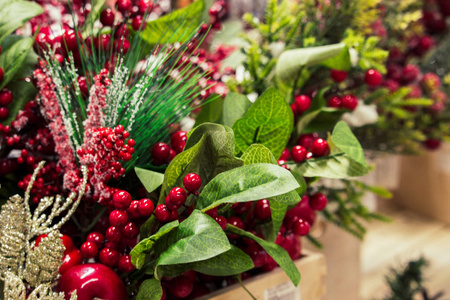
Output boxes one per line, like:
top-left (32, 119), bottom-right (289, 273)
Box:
top-left (80, 241), bottom-right (98, 259)
top-left (155, 204), bottom-right (172, 222)
top-left (294, 95), bottom-right (311, 113)
top-left (291, 145), bottom-right (307, 163)
top-left (183, 173), bottom-right (202, 192)
top-left (310, 139), bottom-right (330, 157)
top-left (109, 210), bottom-right (129, 227)
top-left (330, 69), bottom-right (347, 83)
top-left (364, 69), bottom-right (382, 87)
top-left (309, 193), bottom-right (328, 211)
top-left (112, 190), bottom-right (132, 209)
top-left (138, 198), bottom-right (154, 217)
top-left (341, 94), bottom-right (358, 110)
top-left (0, 89), bottom-right (12, 106)
top-left (255, 199), bottom-right (271, 220)
top-left (293, 219), bottom-right (310, 236)
top-left (99, 247), bottom-right (119, 267)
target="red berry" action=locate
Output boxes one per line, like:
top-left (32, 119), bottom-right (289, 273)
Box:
top-left (86, 232), bottom-right (104, 248)
top-left (245, 244), bottom-right (268, 268)
top-left (183, 173), bottom-right (202, 192)
top-left (81, 241), bottom-right (98, 259)
top-left (341, 94), bottom-right (358, 110)
top-left (0, 68), bottom-right (3, 82)
top-left (401, 64), bottom-right (420, 84)
top-left (328, 96), bottom-right (342, 108)
top-left (290, 103), bottom-right (298, 116)
top-left (310, 138), bottom-right (330, 157)
top-left (330, 69), bottom-right (347, 83)
top-left (138, 198), bottom-right (154, 217)
top-left (137, 0), bottom-right (154, 15)
top-left (293, 219), bottom-right (310, 236)
top-left (61, 235), bottom-right (75, 255)
top-left (364, 69), bottom-right (382, 87)
top-left (279, 148), bottom-right (290, 161)
top-left (106, 226), bottom-right (122, 242)
top-left (297, 134), bottom-right (317, 149)
top-left (0, 89), bottom-right (13, 106)
top-left (151, 142), bottom-right (170, 165)
top-left (131, 16), bottom-right (144, 31)
top-left (77, 76), bottom-right (88, 97)
top-left (118, 255), bottom-right (135, 273)
top-left (99, 248), bottom-right (119, 267)
top-left (171, 131), bottom-right (187, 154)
top-left (123, 222), bottom-right (139, 238)
top-left (214, 216), bottom-right (227, 230)
top-left (232, 202), bottom-right (253, 215)
top-left (424, 138), bottom-right (441, 150)
top-left (167, 187), bottom-right (187, 209)
top-left (109, 210), bottom-right (129, 227)
top-left (294, 95), bottom-right (311, 113)
top-left (291, 145), bottom-right (307, 163)
top-left (309, 193), bottom-right (328, 211)
top-left (169, 276), bottom-right (194, 298)
top-left (100, 8), bottom-right (115, 27)
top-left (155, 204), bottom-right (172, 222)
top-left (227, 216), bottom-right (245, 230)
top-left (115, 0), bottom-right (132, 13)
top-left (112, 190), bottom-right (132, 210)
top-left (127, 200), bottom-right (140, 218)
top-left (59, 249), bottom-right (83, 275)
top-left (62, 29), bottom-right (80, 52)
top-left (255, 199), bottom-right (271, 220)
top-left (0, 107), bottom-right (9, 119)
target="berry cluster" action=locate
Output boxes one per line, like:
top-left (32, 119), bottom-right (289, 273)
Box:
top-left (278, 134), bottom-right (331, 167)
top-left (151, 130), bottom-right (187, 165)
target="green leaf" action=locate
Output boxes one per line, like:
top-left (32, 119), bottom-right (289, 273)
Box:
top-left (233, 88), bottom-right (293, 158)
top-left (241, 144), bottom-right (277, 165)
top-left (302, 109), bottom-right (346, 134)
top-left (194, 95), bottom-right (223, 127)
top-left (160, 123), bottom-right (243, 203)
top-left (154, 210), bottom-right (231, 279)
top-left (196, 163), bottom-right (300, 211)
top-left (136, 279), bottom-right (163, 300)
top-left (0, 0), bottom-right (43, 42)
top-left (0, 36), bottom-right (35, 89)
top-left (131, 221), bottom-right (179, 269)
top-left (226, 225), bottom-right (301, 286)
top-left (293, 153), bottom-right (369, 179)
top-left (157, 245), bottom-right (254, 278)
top-left (135, 167), bottom-right (164, 193)
top-left (275, 43), bottom-right (346, 84)
top-left (320, 45), bottom-right (351, 71)
top-left (140, 0), bottom-right (204, 45)
top-left (291, 170), bottom-right (307, 197)
top-left (365, 184), bottom-right (392, 198)
top-left (3, 80), bottom-right (37, 125)
top-left (223, 92), bottom-right (252, 127)
top-left (397, 98), bottom-right (434, 106)
top-left (331, 121), bottom-right (367, 167)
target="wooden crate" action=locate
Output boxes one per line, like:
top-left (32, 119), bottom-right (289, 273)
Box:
top-left (304, 222), bottom-right (361, 300)
top-left (393, 144), bottom-right (450, 223)
top-left (198, 251), bottom-right (326, 300)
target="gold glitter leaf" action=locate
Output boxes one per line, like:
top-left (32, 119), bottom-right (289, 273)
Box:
top-left (24, 231), bottom-right (65, 287)
top-left (27, 284), bottom-right (75, 300)
top-left (3, 272), bottom-right (26, 300)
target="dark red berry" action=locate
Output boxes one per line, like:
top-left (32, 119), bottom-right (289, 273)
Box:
top-left (77, 76), bottom-right (88, 97)
top-left (59, 249), bottom-right (83, 275)
top-left (112, 190), bottom-right (132, 210)
top-left (167, 187), bottom-right (187, 208)
top-left (309, 193), bottom-right (328, 211)
top-left (227, 216), bottom-right (245, 230)
top-left (424, 138), bottom-right (441, 150)
top-left (0, 89), bottom-right (13, 106)
top-left (115, 0), bottom-right (132, 13)
top-left (245, 244), bottom-right (268, 268)
top-left (255, 199), bottom-right (271, 220)
top-left (99, 247), bottom-right (119, 267)
top-left (328, 96), bottom-right (342, 108)
top-left (151, 142), bottom-right (170, 165)
top-left (290, 103), bottom-right (298, 116)
top-left (127, 200), bottom-right (140, 218)
top-left (131, 16), bottom-right (144, 31)
top-left (0, 67), bottom-right (3, 82)
top-left (171, 131), bottom-right (187, 154)
top-left (138, 198), bottom-right (154, 217)
top-left (297, 134), bottom-right (317, 149)
top-left (81, 241), bottom-right (98, 259)
top-left (137, 0), bottom-right (154, 15)
top-left (118, 255), bottom-right (135, 273)
top-left (106, 226), bottom-right (122, 242)
top-left (0, 107), bottom-right (9, 119)
top-left (100, 8), bottom-right (115, 27)
top-left (169, 276), bottom-right (194, 298)
top-left (109, 210), bottom-right (129, 227)
top-left (232, 202), bottom-right (253, 215)
top-left (86, 232), bottom-right (104, 248)
top-left (62, 29), bottom-right (80, 52)
top-left (364, 69), bottom-right (382, 87)
top-left (214, 216), bottom-right (227, 230)
top-left (183, 173), bottom-right (201, 192)
top-left (330, 69), bottom-right (347, 83)
top-left (341, 94), bottom-right (358, 110)
top-left (279, 148), bottom-right (290, 161)
top-left (310, 139), bottom-right (330, 157)
top-left (401, 64), bottom-right (420, 84)
top-left (123, 222), bottom-right (139, 238)
top-left (291, 145), bottom-right (307, 163)
top-left (294, 95), bottom-right (311, 113)
top-left (155, 204), bottom-right (172, 222)
top-left (293, 219), bottom-right (310, 236)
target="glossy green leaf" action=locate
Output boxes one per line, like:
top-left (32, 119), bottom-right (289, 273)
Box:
top-left (275, 43), bottom-right (345, 84)
top-left (136, 279), bottom-right (163, 300)
top-left (154, 210), bottom-right (231, 279)
top-left (160, 123), bottom-right (243, 203)
top-left (241, 144), bottom-right (277, 165)
top-left (140, 0), bottom-right (204, 45)
top-left (0, 0), bottom-right (43, 42)
top-left (156, 245), bottom-right (254, 278)
top-left (291, 170), bottom-right (307, 197)
top-left (233, 88), bottom-right (293, 158)
top-left (331, 121), bottom-right (367, 167)
top-left (194, 95), bottom-right (223, 127)
top-left (320, 46), bottom-right (351, 71)
top-left (223, 92), bottom-right (252, 127)
top-left (131, 221), bottom-right (179, 269)
top-left (196, 163), bottom-right (300, 211)
top-left (3, 80), bottom-right (37, 125)
top-left (0, 36), bottom-right (34, 89)
top-left (135, 167), bottom-right (164, 193)
top-left (226, 225), bottom-right (300, 286)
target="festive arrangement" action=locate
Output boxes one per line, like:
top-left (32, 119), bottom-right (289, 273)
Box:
top-left (0, 0), bottom-right (449, 299)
